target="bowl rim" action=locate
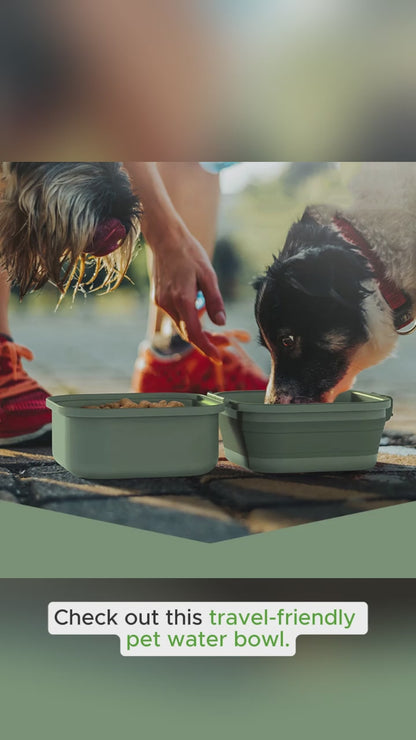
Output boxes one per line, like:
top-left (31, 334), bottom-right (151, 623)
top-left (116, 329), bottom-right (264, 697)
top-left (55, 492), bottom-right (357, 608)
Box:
top-left (46, 392), bottom-right (224, 418)
top-left (207, 390), bottom-right (393, 417)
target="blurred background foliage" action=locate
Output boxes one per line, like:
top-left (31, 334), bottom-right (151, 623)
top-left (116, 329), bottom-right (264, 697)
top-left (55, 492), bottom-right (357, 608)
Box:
top-left (216, 161), bottom-right (354, 296)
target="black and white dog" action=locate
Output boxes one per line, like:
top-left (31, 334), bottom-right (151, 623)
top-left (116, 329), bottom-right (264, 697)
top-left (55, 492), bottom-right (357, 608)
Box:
top-left (255, 192), bottom-right (416, 404)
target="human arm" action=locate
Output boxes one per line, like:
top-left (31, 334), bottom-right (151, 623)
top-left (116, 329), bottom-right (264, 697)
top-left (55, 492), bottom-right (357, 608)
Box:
top-left (124, 162), bottom-right (226, 360)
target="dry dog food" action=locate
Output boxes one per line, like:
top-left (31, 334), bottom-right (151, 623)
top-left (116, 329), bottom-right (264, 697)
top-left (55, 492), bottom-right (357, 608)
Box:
top-left (84, 398), bottom-right (185, 409)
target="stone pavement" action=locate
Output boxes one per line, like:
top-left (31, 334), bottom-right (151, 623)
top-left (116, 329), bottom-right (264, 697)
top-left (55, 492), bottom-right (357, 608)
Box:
top-left (1, 430), bottom-right (415, 542)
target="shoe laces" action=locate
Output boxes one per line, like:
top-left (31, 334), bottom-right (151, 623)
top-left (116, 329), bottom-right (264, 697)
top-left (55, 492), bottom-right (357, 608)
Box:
top-left (0, 340), bottom-right (40, 399)
top-left (208, 330), bottom-right (260, 387)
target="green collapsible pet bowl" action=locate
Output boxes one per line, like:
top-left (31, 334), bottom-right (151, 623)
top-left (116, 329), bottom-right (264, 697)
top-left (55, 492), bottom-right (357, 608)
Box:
top-left (46, 393), bottom-right (224, 479)
top-left (208, 390), bottom-right (393, 474)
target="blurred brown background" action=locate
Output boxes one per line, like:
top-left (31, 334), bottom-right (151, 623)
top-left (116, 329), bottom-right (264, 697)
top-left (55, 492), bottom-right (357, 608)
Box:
top-left (2, 1), bottom-right (416, 159)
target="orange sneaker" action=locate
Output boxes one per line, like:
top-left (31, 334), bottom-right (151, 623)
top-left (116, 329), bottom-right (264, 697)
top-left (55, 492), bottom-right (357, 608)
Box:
top-left (131, 331), bottom-right (269, 394)
top-left (0, 336), bottom-right (52, 445)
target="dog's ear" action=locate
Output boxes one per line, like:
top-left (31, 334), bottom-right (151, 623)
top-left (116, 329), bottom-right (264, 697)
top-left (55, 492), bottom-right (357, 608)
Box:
top-left (253, 254), bottom-right (281, 296)
top-left (284, 247), bottom-right (372, 308)
top-left (252, 275), bottom-right (265, 292)
top-left (300, 208), bottom-right (317, 227)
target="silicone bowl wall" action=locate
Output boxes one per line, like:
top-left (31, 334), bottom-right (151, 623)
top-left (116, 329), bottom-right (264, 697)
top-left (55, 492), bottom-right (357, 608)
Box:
top-left (46, 393), bottom-right (224, 479)
top-left (208, 390), bottom-right (393, 474)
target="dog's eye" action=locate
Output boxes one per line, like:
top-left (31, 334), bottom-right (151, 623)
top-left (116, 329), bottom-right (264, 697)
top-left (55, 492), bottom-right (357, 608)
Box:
top-left (281, 335), bottom-right (295, 348)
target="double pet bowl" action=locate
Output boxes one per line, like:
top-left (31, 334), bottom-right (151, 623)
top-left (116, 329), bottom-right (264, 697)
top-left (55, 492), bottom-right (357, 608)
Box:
top-left (47, 390), bottom-right (393, 479)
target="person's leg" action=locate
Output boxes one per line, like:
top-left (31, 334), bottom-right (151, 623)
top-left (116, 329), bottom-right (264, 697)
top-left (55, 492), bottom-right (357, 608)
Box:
top-left (132, 163), bottom-right (268, 393)
top-left (0, 269), bottom-right (12, 338)
top-left (0, 268), bottom-right (52, 444)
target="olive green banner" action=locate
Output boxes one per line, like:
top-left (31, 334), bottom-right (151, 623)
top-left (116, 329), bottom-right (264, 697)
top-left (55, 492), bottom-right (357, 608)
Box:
top-left (0, 578), bottom-right (414, 740)
top-left (0, 499), bottom-right (415, 578)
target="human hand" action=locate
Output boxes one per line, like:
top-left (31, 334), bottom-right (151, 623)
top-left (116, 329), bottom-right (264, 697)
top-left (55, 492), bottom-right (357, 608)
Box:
top-left (149, 224), bottom-right (226, 361)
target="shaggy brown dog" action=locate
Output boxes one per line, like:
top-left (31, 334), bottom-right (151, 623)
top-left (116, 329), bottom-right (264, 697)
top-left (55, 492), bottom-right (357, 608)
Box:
top-left (0, 162), bottom-right (142, 297)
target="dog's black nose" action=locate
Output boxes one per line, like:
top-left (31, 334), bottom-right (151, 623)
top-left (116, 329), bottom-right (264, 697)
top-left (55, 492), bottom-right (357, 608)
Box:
top-left (265, 385), bottom-right (320, 405)
top-left (264, 387), bottom-right (293, 405)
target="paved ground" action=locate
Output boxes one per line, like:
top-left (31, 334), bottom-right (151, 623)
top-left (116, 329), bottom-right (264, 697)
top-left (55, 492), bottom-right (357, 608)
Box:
top-left (1, 432), bottom-right (415, 542)
top-left (4, 298), bottom-right (416, 542)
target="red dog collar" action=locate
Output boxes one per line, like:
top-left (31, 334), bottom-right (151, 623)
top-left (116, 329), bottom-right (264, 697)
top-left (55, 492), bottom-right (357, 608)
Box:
top-left (333, 215), bottom-right (416, 334)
